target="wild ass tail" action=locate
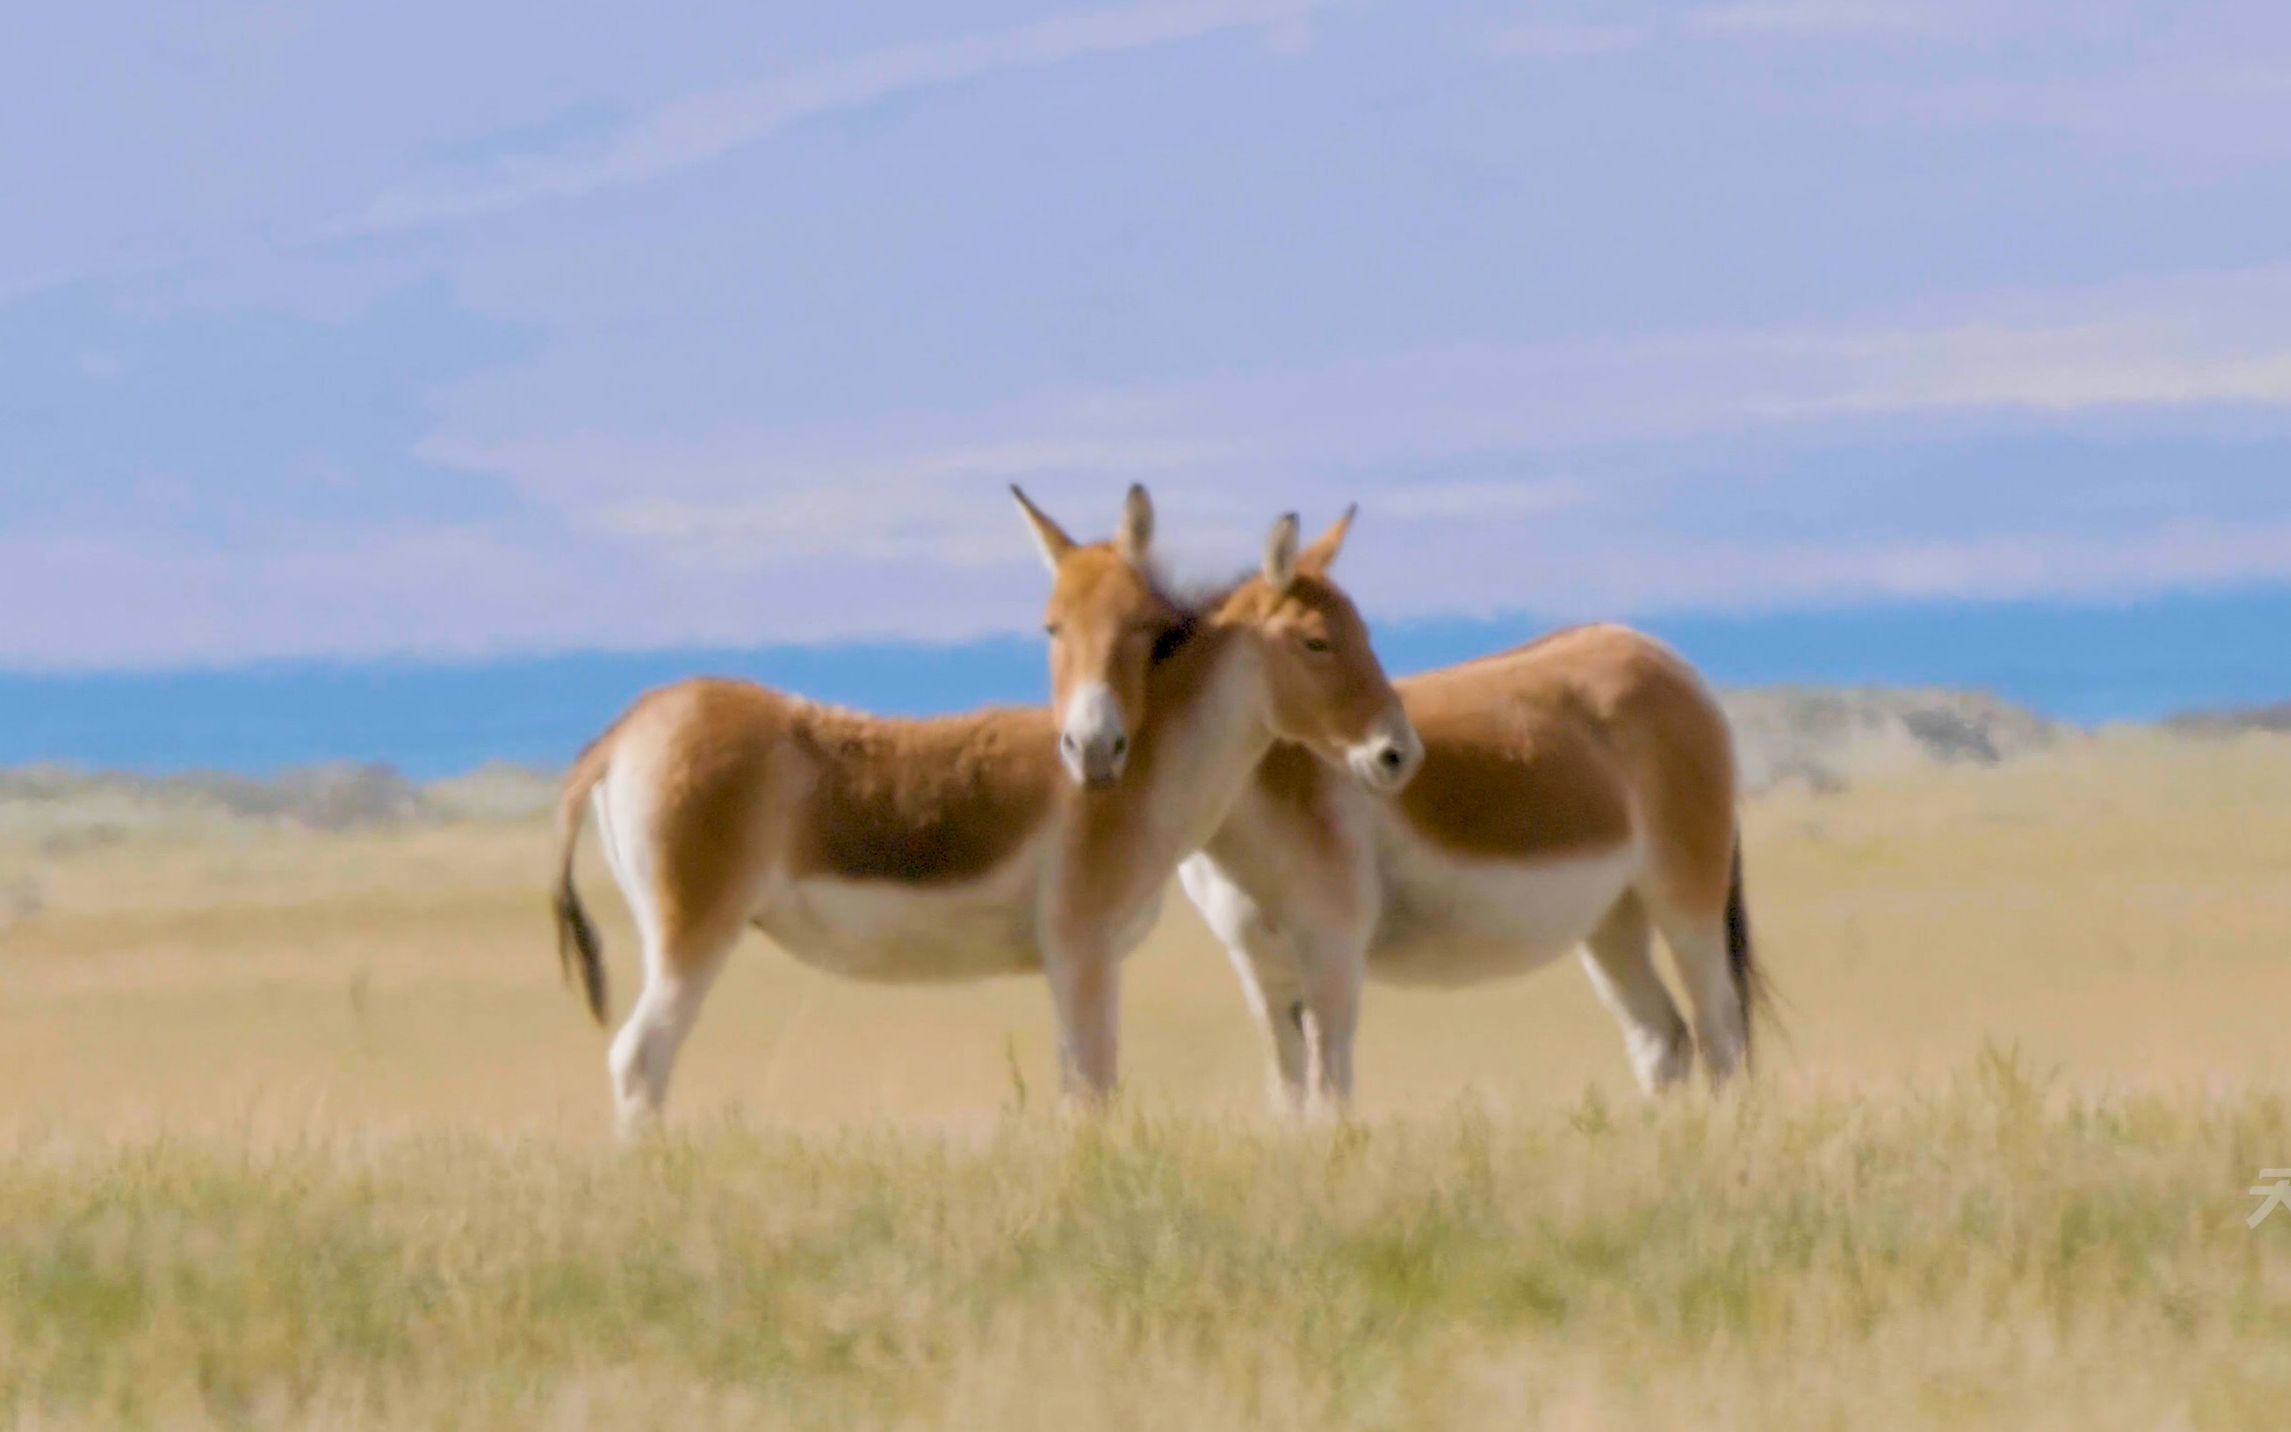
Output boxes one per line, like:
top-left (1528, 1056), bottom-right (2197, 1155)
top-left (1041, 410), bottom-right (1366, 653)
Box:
top-left (552, 732), bottom-right (615, 1027)
top-left (1725, 831), bottom-right (1766, 1068)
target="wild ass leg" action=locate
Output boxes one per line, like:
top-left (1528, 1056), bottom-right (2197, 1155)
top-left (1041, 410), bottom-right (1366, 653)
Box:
top-left (592, 767), bottom-right (763, 1137)
top-left (1193, 924), bottom-right (1359, 1118)
top-left (1230, 939), bottom-right (1312, 1112)
top-left (1180, 859), bottom-right (1309, 1111)
top-left (1044, 939), bottom-right (1122, 1106)
top-left (1581, 894), bottom-right (1694, 1095)
top-left (609, 918), bottom-right (737, 1137)
top-left (1647, 896), bottom-right (1749, 1088)
top-left (1295, 934), bottom-right (1366, 1115)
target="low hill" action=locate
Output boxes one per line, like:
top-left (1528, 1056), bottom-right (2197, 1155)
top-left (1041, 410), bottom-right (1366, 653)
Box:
top-left (2161, 701), bottom-right (2291, 738)
top-left (0, 760), bottom-right (557, 849)
top-left (1720, 687), bottom-right (2064, 794)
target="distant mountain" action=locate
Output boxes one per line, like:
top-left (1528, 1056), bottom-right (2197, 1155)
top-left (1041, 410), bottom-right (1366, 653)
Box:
top-left (422, 763), bottom-right (563, 823)
top-left (1721, 688), bottom-right (2065, 795)
top-left (2161, 702), bottom-right (2291, 738)
top-left (0, 760), bottom-right (555, 847)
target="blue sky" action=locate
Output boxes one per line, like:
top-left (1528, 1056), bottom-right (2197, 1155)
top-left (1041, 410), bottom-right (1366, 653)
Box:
top-left (9, 0), bottom-right (2291, 671)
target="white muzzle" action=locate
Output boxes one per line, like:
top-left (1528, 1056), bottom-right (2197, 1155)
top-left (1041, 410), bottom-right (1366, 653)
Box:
top-left (1345, 705), bottom-right (1422, 793)
top-left (1059, 683), bottom-right (1130, 788)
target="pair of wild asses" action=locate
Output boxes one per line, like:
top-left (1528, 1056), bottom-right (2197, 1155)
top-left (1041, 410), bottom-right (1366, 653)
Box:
top-left (553, 487), bottom-right (1756, 1132)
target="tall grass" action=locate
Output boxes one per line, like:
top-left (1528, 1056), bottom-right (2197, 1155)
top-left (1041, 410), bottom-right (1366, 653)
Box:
top-left (5, 1060), bottom-right (2287, 1429)
top-left (8, 735), bottom-right (2291, 1424)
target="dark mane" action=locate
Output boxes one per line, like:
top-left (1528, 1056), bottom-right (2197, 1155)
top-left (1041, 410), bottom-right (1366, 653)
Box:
top-left (1145, 565), bottom-right (1249, 668)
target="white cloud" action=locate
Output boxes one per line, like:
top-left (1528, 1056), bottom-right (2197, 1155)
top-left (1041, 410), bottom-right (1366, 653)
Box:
top-left (1687, 1), bottom-right (1957, 37)
top-left (18, 501), bottom-right (2283, 670)
top-left (1694, 520), bottom-right (2291, 609)
top-left (1486, 22), bottom-right (1647, 59)
top-left (418, 263), bottom-right (2291, 593)
top-left (1842, 62), bottom-right (2291, 162)
top-left (0, 518), bottom-right (1043, 670)
top-left (1689, 268), bottom-right (2291, 419)
top-left (1375, 478), bottom-right (1592, 519)
top-left (1485, 1), bottom-right (1965, 60)
top-left (1325, 517), bottom-right (2291, 631)
top-left (332, 0), bottom-right (1330, 236)
top-left (589, 452), bottom-right (1211, 572)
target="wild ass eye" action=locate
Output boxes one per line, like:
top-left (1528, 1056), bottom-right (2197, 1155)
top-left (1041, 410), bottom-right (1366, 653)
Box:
top-left (1301, 634), bottom-right (1332, 654)
top-left (1043, 622), bottom-right (1061, 638)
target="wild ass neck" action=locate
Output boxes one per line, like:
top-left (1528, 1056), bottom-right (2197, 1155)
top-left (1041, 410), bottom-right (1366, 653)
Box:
top-left (1113, 618), bottom-right (1278, 870)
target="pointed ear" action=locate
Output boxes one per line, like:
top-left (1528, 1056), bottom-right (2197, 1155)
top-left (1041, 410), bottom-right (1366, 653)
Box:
top-left (1010, 485), bottom-right (1076, 575)
top-left (1115, 484), bottom-right (1154, 568)
top-left (1298, 503), bottom-right (1357, 575)
top-left (1262, 512), bottom-right (1301, 593)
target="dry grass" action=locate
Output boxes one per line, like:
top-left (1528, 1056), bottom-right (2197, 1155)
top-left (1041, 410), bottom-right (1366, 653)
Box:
top-left (3, 730), bottom-right (2291, 1426)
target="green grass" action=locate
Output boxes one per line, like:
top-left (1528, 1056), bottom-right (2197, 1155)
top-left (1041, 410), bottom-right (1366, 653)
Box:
top-left (6, 1057), bottom-right (2288, 1430)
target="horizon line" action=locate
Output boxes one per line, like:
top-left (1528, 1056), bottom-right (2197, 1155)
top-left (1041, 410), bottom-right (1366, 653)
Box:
top-left (7, 582), bottom-right (2291, 682)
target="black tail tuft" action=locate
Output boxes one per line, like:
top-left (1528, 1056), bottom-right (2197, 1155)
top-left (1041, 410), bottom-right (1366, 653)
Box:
top-left (554, 880), bottom-right (609, 1027)
top-left (552, 733), bottom-right (616, 1028)
top-left (1725, 837), bottom-right (1763, 1068)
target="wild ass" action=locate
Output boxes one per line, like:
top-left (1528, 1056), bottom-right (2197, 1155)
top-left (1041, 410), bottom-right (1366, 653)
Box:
top-left (1175, 607), bottom-right (1762, 1112)
top-left (550, 486), bottom-right (1419, 1129)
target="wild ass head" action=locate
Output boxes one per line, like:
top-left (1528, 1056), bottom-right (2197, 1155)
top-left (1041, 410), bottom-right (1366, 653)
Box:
top-left (1011, 485), bottom-right (1420, 795)
top-left (1217, 505), bottom-right (1422, 793)
top-left (1011, 484), bottom-right (1179, 788)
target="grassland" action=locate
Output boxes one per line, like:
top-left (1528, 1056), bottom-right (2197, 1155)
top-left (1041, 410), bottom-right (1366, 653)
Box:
top-left (3, 730), bottom-right (2291, 1427)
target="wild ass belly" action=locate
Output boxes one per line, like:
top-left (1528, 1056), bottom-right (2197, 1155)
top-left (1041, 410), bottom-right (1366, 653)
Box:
top-left (1366, 835), bottom-right (1640, 987)
top-left (755, 860), bottom-right (1044, 984)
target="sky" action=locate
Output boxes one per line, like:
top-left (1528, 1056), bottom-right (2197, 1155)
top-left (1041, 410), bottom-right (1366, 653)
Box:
top-left (8, 0), bottom-right (2291, 674)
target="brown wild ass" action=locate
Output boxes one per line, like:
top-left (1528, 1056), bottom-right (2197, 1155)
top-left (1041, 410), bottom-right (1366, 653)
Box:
top-left (550, 486), bottom-right (1419, 1130)
top-left (1174, 611), bottom-right (1761, 1113)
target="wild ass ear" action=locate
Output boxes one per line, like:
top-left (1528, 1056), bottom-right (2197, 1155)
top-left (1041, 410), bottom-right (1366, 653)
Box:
top-left (1298, 503), bottom-right (1357, 575)
top-left (1262, 512), bottom-right (1302, 594)
top-left (1010, 485), bottom-right (1077, 574)
top-left (1115, 483), bottom-right (1154, 568)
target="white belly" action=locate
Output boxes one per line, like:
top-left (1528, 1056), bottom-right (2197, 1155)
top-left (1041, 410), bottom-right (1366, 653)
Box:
top-left (757, 869), bottom-right (1041, 983)
top-left (1367, 836), bottom-right (1640, 987)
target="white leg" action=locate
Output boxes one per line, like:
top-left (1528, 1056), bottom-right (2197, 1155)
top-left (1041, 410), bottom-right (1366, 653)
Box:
top-left (1181, 858), bottom-right (1311, 1113)
top-left (1231, 938), bottom-right (1312, 1112)
top-left (1044, 940), bottom-right (1121, 1106)
top-left (1648, 902), bottom-right (1748, 1087)
top-left (1582, 896), bottom-right (1694, 1095)
top-left (1296, 935), bottom-right (1367, 1115)
top-left (608, 930), bottom-right (733, 1138)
